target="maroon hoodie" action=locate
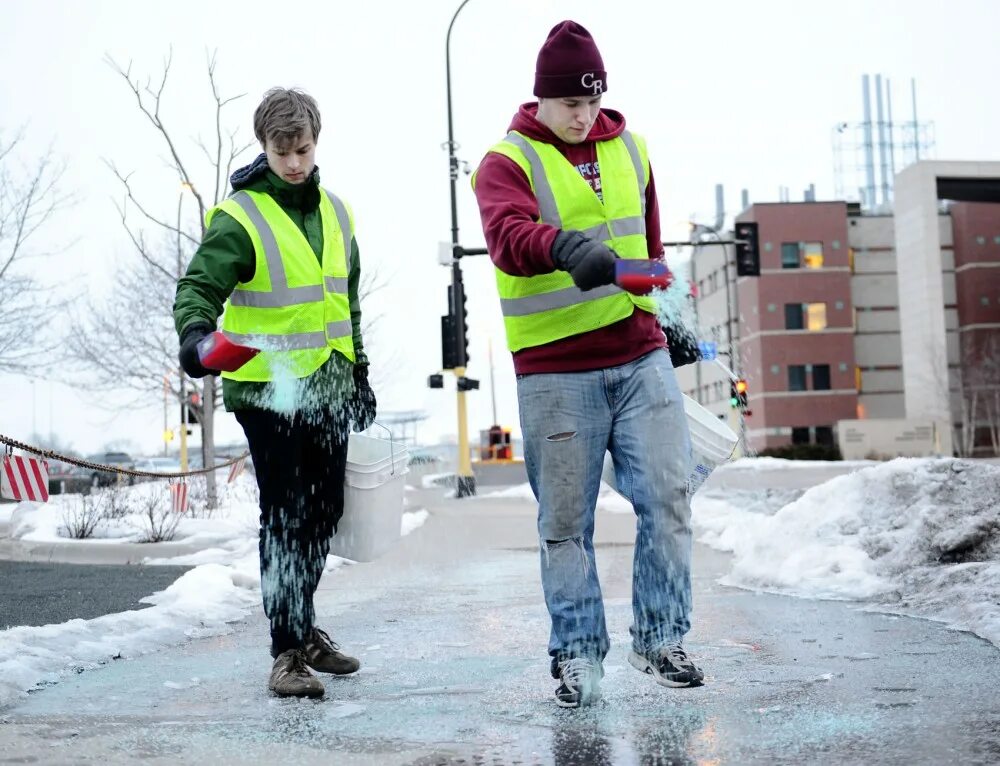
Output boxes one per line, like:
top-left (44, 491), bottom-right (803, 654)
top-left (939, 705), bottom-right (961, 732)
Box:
top-left (473, 103), bottom-right (667, 375)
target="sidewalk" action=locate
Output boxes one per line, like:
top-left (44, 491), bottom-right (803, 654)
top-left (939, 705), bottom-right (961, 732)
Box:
top-left (2, 488), bottom-right (999, 764)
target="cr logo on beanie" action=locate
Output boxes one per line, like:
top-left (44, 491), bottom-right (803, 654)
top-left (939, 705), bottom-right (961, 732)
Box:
top-left (534, 20), bottom-right (608, 99)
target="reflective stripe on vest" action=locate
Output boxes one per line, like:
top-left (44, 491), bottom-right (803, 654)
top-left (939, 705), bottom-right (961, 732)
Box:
top-left (228, 190), bottom-right (352, 309)
top-left (210, 187), bottom-right (356, 380)
top-left (501, 131), bottom-right (647, 245)
top-left (479, 130), bottom-right (657, 351)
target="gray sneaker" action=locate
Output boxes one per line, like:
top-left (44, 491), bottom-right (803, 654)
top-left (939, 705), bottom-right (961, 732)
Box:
top-left (304, 627), bottom-right (360, 675)
top-left (554, 657), bottom-right (604, 708)
top-left (629, 643), bottom-right (704, 687)
top-left (268, 648), bottom-right (325, 698)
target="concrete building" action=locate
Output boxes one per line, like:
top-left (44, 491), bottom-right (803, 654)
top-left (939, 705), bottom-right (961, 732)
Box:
top-left (675, 160), bottom-right (1000, 457)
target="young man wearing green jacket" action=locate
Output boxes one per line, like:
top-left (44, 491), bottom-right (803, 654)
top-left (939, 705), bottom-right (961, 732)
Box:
top-left (173, 87), bottom-right (375, 698)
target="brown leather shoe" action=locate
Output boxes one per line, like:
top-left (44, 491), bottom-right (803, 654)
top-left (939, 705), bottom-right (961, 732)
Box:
top-left (304, 627), bottom-right (361, 675)
top-left (268, 648), bottom-right (325, 698)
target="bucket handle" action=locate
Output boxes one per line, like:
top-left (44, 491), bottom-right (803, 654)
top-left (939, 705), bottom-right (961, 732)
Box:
top-left (369, 421), bottom-right (396, 476)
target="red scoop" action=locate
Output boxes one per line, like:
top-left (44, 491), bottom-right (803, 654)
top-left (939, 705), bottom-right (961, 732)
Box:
top-left (615, 260), bottom-right (674, 295)
top-left (197, 331), bottom-right (261, 372)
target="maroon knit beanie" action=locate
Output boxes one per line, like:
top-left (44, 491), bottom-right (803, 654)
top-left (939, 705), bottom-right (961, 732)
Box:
top-left (533, 20), bottom-right (607, 98)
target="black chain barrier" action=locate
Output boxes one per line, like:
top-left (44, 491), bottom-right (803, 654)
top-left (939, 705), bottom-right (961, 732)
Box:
top-left (0, 433), bottom-right (249, 481)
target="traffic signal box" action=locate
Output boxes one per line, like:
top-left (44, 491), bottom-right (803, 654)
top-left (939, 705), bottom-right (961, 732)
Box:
top-left (479, 425), bottom-right (512, 461)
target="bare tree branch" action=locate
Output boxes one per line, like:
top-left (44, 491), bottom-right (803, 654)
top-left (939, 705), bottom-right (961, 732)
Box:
top-left (0, 131), bottom-right (70, 373)
top-left (104, 160), bottom-right (200, 249)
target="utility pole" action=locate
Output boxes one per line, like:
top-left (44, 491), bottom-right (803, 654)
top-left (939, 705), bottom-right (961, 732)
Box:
top-left (445, 0), bottom-right (476, 497)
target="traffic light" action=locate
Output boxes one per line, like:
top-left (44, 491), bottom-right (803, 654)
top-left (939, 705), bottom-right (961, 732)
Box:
top-left (451, 278), bottom-right (470, 368)
top-left (441, 314), bottom-right (459, 370)
top-left (734, 221), bottom-right (760, 277)
top-left (444, 277), bottom-right (471, 369)
top-left (735, 378), bottom-right (748, 410)
top-left (183, 391), bottom-right (202, 424)
top-left (460, 285), bottom-right (470, 367)
top-left (729, 378), bottom-right (751, 415)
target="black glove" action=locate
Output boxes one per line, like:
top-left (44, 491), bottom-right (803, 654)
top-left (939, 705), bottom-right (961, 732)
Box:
top-left (178, 322), bottom-right (214, 379)
top-left (350, 363), bottom-right (377, 432)
top-left (663, 321), bottom-right (702, 368)
top-left (550, 230), bottom-right (618, 291)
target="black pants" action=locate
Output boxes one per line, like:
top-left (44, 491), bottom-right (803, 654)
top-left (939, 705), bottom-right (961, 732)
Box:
top-left (235, 407), bottom-right (349, 656)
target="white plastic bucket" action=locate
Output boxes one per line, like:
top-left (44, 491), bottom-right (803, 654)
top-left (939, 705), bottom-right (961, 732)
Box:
top-left (329, 433), bottom-right (410, 562)
top-left (601, 394), bottom-right (738, 499)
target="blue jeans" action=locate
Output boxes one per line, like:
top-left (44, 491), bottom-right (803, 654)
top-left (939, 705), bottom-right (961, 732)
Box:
top-left (517, 349), bottom-right (693, 669)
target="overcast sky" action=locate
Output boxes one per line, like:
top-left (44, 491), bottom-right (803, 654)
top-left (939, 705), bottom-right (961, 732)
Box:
top-left (1, 0), bottom-right (998, 457)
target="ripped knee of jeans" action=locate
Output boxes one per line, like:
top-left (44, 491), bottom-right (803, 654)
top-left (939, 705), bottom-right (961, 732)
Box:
top-left (545, 431), bottom-right (577, 442)
top-left (540, 535), bottom-right (591, 576)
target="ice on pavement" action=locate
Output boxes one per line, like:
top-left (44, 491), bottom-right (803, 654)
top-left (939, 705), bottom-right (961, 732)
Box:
top-left (1, 474), bottom-right (428, 706)
top-left (694, 457), bottom-right (1000, 647)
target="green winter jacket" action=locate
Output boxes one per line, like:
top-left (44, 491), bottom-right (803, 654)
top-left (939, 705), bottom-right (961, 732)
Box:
top-left (173, 165), bottom-right (367, 413)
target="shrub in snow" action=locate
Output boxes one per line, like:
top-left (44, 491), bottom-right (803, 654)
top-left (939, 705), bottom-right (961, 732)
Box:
top-left (184, 477), bottom-right (214, 519)
top-left (61, 494), bottom-right (104, 539)
top-left (98, 485), bottom-right (130, 520)
top-left (132, 488), bottom-right (181, 543)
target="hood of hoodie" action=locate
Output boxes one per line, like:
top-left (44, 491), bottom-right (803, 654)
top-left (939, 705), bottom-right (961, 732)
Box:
top-left (229, 152), bottom-right (321, 213)
top-left (507, 102), bottom-right (625, 147)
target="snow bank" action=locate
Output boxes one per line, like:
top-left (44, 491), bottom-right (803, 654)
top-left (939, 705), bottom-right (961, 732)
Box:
top-left (694, 458), bottom-right (1000, 646)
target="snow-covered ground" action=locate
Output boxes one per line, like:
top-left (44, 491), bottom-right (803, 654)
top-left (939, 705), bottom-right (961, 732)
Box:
top-left (0, 475), bottom-right (428, 706)
top-left (695, 457), bottom-right (1000, 647)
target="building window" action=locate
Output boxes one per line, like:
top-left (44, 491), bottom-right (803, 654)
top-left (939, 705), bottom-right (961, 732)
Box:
top-left (781, 241), bottom-right (824, 269)
top-left (781, 243), bottom-right (800, 269)
top-left (805, 303), bottom-right (827, 330)
top-left (785, 303), bottom-right (826, 330)
top-left (788, 365), bottom-right (807, 391)
top-left (785, 303), bottom-right (804, 329)
top-left (791, 427), bottom-right (810, 445)
top-left (815, 426), bottom-right (835, 446)
top-left (813, 364), bottom-right (831, 391)
top-left (802, 242), bottom-right (824, 268)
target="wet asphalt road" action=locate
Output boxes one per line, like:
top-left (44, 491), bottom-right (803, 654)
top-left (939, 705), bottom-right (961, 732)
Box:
top-left (0, 561), bottom-right (191, 630)
top-left (1, 486), bottom-right (999, 764)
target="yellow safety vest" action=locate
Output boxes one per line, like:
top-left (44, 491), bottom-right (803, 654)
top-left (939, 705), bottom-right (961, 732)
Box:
top-left (207, 188), bottom-right (356, 382)
top-left (474, 130), bottom-right (657, 352)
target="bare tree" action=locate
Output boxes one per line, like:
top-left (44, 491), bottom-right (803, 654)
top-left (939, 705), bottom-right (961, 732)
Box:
top-left (959, 333), bottom-right (1000, 457)
top-left (68, 50), bottom-right (254, 510)
top-left (0, 130), bottom-right (69, 373)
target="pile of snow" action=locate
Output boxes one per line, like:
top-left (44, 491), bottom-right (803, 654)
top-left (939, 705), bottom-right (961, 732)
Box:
top-left (694, 458), bottom-right (1000, 646)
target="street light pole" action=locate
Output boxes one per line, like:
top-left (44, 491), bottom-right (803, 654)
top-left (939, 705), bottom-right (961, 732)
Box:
top-left (446, 0), bottom-right (476, 497)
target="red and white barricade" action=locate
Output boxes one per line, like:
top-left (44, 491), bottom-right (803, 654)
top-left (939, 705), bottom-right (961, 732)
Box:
top-left (1, 454), bottom-right (49, 503)
top-left (227, 455), bottom-right (247, 484)
top-left (169, 481), bottom-right (188, 514)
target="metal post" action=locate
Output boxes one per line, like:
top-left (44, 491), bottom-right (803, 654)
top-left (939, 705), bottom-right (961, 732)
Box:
top-left (179, 372), bottom-right (188, 472)
top-left (446, 0), bottom-right (476, 497)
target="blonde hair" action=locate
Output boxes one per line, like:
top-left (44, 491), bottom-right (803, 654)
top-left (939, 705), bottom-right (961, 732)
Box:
top-left (253, 87), bottom-right (321, 148)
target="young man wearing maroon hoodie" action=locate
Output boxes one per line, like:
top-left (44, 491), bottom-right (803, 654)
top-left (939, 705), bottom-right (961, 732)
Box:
top-left (472, 21), bottom-right (704, 708)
